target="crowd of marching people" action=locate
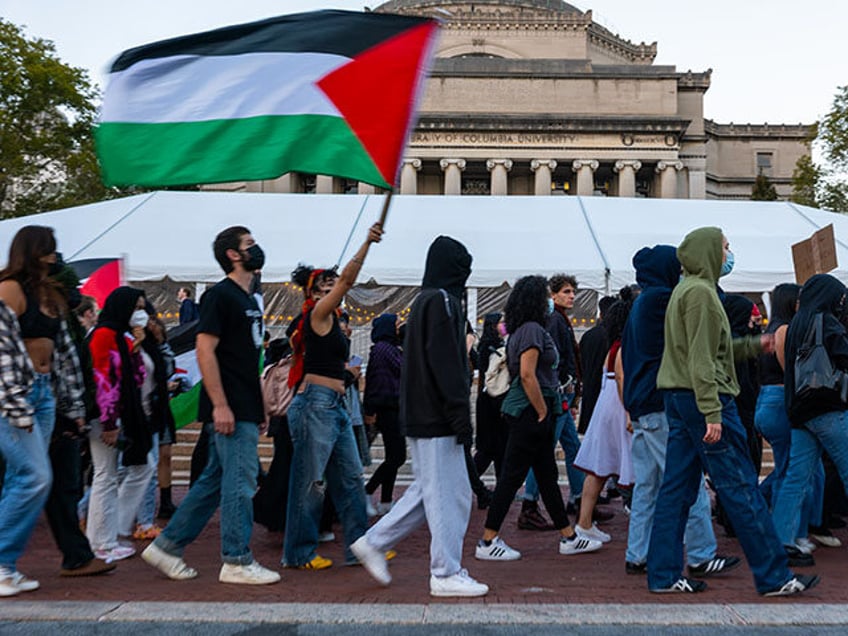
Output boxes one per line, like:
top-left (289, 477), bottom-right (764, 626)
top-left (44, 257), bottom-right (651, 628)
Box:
top-left (5, 219), bottom-right (847, 599)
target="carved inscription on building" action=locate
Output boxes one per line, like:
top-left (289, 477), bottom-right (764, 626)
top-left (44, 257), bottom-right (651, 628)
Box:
top-left (411, 132), bottom-right (675, 148)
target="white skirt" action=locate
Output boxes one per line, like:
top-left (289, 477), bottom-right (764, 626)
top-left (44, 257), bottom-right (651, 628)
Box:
top-left (574, 372), bottom-right (634, 485)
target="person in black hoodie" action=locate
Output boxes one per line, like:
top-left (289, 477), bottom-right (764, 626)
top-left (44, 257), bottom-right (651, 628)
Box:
top-left (352, 236), bottom-right (488, 598)
top-left (772, 274), bottom-right (848, 554)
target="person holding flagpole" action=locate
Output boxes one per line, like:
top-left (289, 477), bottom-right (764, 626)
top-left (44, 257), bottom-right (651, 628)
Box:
top-left (283, 223), bottom-right (383, 570)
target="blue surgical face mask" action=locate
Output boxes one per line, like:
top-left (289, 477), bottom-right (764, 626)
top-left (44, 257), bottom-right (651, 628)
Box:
top-left (720, 250), bottom-right (734, 277)
top-left (547, 297), bottom-right (555, 315)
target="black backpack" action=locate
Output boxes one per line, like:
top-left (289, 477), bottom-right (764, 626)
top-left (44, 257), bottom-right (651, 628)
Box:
top-left (794, 312), bottom-right (848, 403)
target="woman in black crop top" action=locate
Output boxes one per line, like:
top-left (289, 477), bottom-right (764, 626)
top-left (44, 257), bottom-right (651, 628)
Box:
top-left (0, 225), bottom-right (89, 595)
top-left (282, 223), bottom-right (383, 570)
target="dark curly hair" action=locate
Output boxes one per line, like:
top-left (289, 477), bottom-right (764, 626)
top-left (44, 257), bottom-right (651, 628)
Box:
top-left (291, 263), bottom-right (338, 295)
top-left (505, 275), bottom-right (549, 334)
top-left (604, 300), bottom-right (632, 343)
top-left (549, 273), bottom-right (577, 294)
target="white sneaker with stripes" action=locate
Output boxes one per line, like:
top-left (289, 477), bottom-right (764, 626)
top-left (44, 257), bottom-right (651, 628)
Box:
top-left (559, 535), bottom-right (603, 555)
top-left (475, 536), bottom-right (521, 561)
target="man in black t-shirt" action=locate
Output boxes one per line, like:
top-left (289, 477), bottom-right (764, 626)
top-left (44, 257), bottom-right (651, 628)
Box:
top-left (143, 226), bottom-right (280, 586)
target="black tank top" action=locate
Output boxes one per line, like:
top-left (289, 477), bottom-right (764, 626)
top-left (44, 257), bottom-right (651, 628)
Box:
top-left (303, 310), bottom-right (349, 381)
top-left (758, 320), bottom-right (786, 386)
top-left (18, 287), bottom-right (60, 340)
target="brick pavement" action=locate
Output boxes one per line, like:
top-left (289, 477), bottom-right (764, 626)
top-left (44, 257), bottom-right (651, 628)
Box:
top-left (9, 486), bottom-right (847, 606)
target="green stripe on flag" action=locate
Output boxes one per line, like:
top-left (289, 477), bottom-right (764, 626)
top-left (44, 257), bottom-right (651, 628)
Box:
top-left (170, 383), bottom-right (201, 430)
top-left (95, 114), bottom-right (389, 188)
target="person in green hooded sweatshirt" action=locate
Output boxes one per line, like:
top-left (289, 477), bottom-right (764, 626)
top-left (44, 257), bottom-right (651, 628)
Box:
top-left (646, 226), bottom-right (820, 597)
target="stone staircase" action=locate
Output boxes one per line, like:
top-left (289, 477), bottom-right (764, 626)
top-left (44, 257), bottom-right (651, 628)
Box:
top-left (171, 422), bottom-right (774, 488)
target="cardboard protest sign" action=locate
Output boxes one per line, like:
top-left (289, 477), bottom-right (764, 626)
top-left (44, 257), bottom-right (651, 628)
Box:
top-left (792, 224), bottom-right (838, 284)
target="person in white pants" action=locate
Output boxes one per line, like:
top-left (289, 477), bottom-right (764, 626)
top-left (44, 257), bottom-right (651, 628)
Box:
top-left (352, 236), bottom-right (488, 598)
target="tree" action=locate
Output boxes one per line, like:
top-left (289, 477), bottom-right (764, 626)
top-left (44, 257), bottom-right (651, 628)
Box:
top-left (751, 173), bottom-right (778, 201)
top-left (0, 19), bottom-right (114, 218)
top-left (791, 86), bottom-right (848, 213)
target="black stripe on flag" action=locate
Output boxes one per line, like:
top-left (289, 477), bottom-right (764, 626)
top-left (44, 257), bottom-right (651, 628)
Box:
top-left (111, 10), bottom-right (435, 73)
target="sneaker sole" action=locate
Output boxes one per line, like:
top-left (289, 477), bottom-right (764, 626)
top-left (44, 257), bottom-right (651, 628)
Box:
top-left (475, 551), bottom-right (521, 561)
top-left (219, 575), bottom-right (281, 585)
top-left (430, 587), bottom-right (489, 597)
top-left (763, 575), bottom-right (821, 597)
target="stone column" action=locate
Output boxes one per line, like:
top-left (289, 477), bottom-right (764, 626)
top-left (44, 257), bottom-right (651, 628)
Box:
top-left (357, 183), bottom-right (376, 194)
top-left (486, 159), bottom-right (513, 196)
top-left (271, 173), bottom-right (302, 193)
top-left (613, 160), bottom-right (642, 198)
top-left (400, 158), bottom-right (422, 195)
top-left (530, 159), bottom-right (557, 196)
top-left (440, 158), bottom-right (466, 195)
top-left (655, 161), bottom-right (683, 199)
top-left (316, 175), bottom-right (340, 194)
top-left (572, 160), bottom-right (599, 196)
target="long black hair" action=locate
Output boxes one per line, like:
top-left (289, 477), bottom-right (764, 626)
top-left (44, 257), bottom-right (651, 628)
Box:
top-left (504, 275), bottom-right (548, 334)
top-left (770, 283), bottom-right (801, 327)
top-left (477, 311), bottom-right (504, 373)
top-left (604, 300), bottom-right (632, 344)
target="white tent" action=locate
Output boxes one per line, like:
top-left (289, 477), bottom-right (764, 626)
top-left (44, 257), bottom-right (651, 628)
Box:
top-left (2, 191), bottom-right (847, 294)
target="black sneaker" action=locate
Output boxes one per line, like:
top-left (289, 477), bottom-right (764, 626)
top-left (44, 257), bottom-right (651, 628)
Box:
top-left (517, 501), bottom-right (555, 531)
top-left (762, 574), bottom-right (821, 597)
top-left (785, 545), bottom-right (815, 567)
top-left (650, 577), bottom-right (707, 593)
top-left (688, 555), bottom-right (741, 578)
top-left (625, 561), bottom-right (646, 575)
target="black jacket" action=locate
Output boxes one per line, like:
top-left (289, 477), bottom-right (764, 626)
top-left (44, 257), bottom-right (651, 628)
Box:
top-left (785, 274), bottom-right (848, 426)
top-left (400, 236), bottom-right (473, 444)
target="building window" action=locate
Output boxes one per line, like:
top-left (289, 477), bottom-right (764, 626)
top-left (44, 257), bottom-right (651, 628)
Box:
top-left (756, 152), bottom-right (773, 177)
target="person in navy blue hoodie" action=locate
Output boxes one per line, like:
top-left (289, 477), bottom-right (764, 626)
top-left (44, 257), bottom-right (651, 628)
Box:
top-left (363, 313), bottom-right (404, 515)
top-left (621, 245), bottom-right (738, 579)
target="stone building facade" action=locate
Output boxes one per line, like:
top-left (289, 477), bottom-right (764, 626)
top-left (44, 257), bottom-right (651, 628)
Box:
top-left (236, 0), bottom-right (810, 200)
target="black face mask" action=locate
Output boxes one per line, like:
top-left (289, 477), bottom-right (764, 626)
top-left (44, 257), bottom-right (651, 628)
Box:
top-left (241, 244), bottom-right (265, 272)
top-left (47, 252), bottom-right (65, 277)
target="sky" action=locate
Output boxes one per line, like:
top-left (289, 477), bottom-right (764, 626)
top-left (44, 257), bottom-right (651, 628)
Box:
top-left (2, 0), bottom-right (845, 125)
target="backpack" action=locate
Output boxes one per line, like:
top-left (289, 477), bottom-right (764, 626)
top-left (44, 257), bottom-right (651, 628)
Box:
top-left (484, 346), bottom-right (510, 397)
top-left (261, 356), bottom-right (295, 419)
top-left (794, 312), bottom-right (848, 403)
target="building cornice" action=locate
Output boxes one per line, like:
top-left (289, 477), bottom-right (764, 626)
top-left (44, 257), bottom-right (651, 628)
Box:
top-left (430, 58), bottom-right (684, 79)
top-left (704, 119), bottom-right (813, 140)
top-left (416, 113), bottom-right (691, 135)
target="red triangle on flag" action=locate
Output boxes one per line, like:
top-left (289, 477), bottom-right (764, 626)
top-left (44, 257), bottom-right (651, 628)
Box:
top-left (80, 259), bottom-right (123, 309)
top-left (317, 21), bottom-right (437, 188)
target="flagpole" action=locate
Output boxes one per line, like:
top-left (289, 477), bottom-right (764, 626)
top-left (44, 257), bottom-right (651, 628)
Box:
top-left (377, 189), bottom-right (394, 229)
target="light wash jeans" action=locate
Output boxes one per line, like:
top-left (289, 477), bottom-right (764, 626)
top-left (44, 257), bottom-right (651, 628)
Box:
top-left (524, 398), bottom-right (584, 503)
top-left (625, 410), bottom-right (715, 566)
top-left (755, 384), bottom-right (824, 538)
top-left (136, 433), bottom-right (160, 526)
top-left (648, 392), bottom-right (790, 594)
top-left (771, 410), bottom-right (848, 546)
top-left (363, 435), bottom-right (472, 577)
top-left (86, 419), bottom-right (155, 551)
top-left (283, 385), bottom-right (368, 566)
top-left (155, 421), bottom-right (259, 565)
top-left (0, 373), bottom-right (54, 570)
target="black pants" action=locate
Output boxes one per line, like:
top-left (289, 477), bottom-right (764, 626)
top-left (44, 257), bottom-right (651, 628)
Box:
top-left (365, 407), bottom-right (406, 502)
top-left (473, 392), bottom-right (508, 484)
top-left (485, 401), bottom-right (569, 532)
top-left (45, 429), bottom-right (95, 569)
top-left (253, 416), bottom-right (293, 532)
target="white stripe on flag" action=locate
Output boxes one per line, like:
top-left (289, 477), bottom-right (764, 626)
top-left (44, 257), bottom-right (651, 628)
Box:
top-left (100, 52), bottom-right (350, 124)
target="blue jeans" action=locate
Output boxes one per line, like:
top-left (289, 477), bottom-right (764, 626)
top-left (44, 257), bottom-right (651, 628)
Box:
top-left (772, 410), bottom-right (848, 546)
top-left (755, 385), bottom-right (824, 538)
top-left (524, 400), bottom-right (584, 502)
top-left (136, 433), bottom-right (160, 526)
top-left (626, 411), bottom-right (715, 566)
top-left (283, 384), bottom-right (368, 566)
top-left (0, 373), bottom-right (55, 570)
top-left (155, 421), bottom-right (259, 565)
top-left (647, 391), bottom-right (790, 594)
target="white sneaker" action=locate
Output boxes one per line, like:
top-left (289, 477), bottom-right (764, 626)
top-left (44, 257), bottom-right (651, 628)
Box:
top-left (10, 571), bottom-right (39, 592)
top-left (142, 542), bottom-right (198, 580)
top-left (318, 531), bottom-right (335, 543)
top-left (0, 567), bottom-right (20, 597)
top-left (350, 536), bottom-right (391, 586)
top-left (366, 498), bottom-right (378, 518)
top-left (475, 536), bottom-right (521, 561)
top-left (95, 545), bottom-right (136, 562)
top-left (559, 535), bottom-right (603, 555)
top-left (376, 501), bottom-right (394, 516)
top-left (795, 537), bottom-right (817, 554)
top-left (430, 569), bottom-right (489, 597)
top-left (219, 561), bottom-right (281, 585)
top-left (576, 522), bottom-right (611, 544)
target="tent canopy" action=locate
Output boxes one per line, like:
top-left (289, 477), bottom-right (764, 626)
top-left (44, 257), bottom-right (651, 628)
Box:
top-left (1, 191), bottom-right (846, 293)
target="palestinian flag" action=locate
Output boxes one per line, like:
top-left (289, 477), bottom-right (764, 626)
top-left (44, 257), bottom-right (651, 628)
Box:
top-left (95, 10), bottom-right (439, 189)
top-left (68, 258), bottom-right (123, 308)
